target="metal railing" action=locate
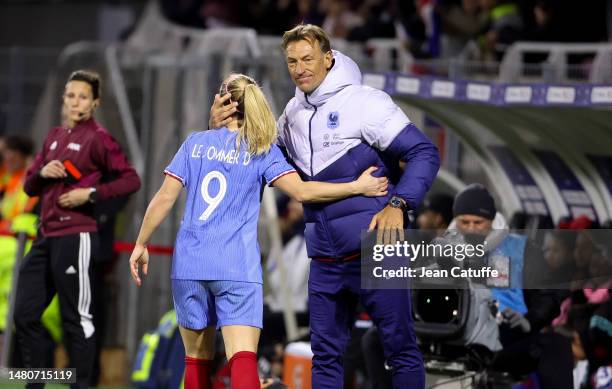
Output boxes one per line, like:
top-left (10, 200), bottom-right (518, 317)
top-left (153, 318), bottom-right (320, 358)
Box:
top-left (500, 42), bottom-right (612, 83)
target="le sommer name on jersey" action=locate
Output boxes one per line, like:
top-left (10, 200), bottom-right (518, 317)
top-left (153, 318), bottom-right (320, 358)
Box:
top-left (191, 143), bottom-right (252, 166)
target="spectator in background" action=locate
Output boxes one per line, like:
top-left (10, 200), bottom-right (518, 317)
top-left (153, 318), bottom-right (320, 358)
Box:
top-left (522, 0), bottom-right (564, 63)
top-left (0, 135), bottom-right (39, 349)
top-left (398, 0), bottom-right (439, 59)
top-left (552, 218), bottom-right (611, 346)
top-left (542, 230), bottom-right (576, 287)
top-left (479, 0), bottom-right (523, 60)
top-left (584, 298), bottom-right (612, 389)
top-left (416, 192), bottom-right (454, 233)
top-left (0, 135), bottom-right (38, 233)
top-left (526, 0), bottom-right (561, 42)
top-left (345, 0), bottom-right (396, 42)
top-left (573, 227), bottom-right (611, 306)
top-left (451, 184), bottom-right (573, 389)
top-left (320, 0), bottom-right (364, 38)
top-left (554, 216), bottom-right (598, 287)
top-left (568, 240), bottom-right (612, 389)
top-left (574, 230), bottom-right (596, 287)
top-left (437, 0), bottom-right (488, 58)
top-left (277, 195), bottom-right (306, 244)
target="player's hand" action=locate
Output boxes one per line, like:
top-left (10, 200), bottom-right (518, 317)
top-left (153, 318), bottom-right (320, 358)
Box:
top-left (40, 160), bottom-right (67, 179)
top-left (355, 166), bottom-right (388, 197)
top-left (209, 93), bottom-right (237, 129)
top-left (368, 205), bottom-right (405, 245)
top-left (129, 243), bottom-right (149, 287)
top-left (58, 188), bottom-right (90, 208)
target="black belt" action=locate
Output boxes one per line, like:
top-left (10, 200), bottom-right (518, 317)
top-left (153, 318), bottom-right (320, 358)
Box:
top-left (313, 251), bottom-right (360, 263)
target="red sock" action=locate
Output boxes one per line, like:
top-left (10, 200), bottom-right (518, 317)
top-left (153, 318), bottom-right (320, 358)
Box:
top-left (184, 356), bottom-right (212, 389)
top-left (229, 351), bottom-right (259, 389)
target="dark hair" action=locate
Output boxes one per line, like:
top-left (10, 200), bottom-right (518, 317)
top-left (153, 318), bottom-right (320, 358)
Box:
top-left (67, 70), bottom-right (101, 100)
top-left (5, 135), bottom-right (34, 156)
top-left (282, 23), bottom-right (331, 54)
top-left (422, 193), bottom-right (454, 225)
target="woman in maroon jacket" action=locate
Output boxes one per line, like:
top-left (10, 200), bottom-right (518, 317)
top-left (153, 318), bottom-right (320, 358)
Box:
top-left (14, 70), bottom-right (141, 389)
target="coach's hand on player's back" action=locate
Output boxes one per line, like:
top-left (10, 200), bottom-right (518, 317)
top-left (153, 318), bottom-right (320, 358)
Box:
top-left (209, 93), bottom-right (238, 129)
top-left (40, 160), bottom-right (67, 179)
top-left (356, 166), bottom-right (388, 197)
top-left (129, 243), bottom-right (149, 287)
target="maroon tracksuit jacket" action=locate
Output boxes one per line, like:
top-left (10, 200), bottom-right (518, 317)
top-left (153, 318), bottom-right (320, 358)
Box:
top-left (24, 118), bottom-right (141, 237)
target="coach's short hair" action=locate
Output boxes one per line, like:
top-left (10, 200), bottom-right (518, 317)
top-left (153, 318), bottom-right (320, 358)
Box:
top-left (281, 24), bottom-right (331, 54)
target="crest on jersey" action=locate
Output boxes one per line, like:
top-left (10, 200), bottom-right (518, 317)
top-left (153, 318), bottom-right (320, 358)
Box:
top-left (327, 111), bottom-right (339, 129)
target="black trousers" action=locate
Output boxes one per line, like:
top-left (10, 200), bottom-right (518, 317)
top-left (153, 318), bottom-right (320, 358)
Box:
top-left (14, 232), bottom-right (98, 389)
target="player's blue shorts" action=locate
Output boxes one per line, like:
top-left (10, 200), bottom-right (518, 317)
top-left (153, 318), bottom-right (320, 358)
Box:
top-left (171, 279), bottom-right (263, 330)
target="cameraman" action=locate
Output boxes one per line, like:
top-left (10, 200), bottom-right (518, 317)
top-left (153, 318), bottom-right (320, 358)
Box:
top-left (452, 184), bottom-right (573, 389)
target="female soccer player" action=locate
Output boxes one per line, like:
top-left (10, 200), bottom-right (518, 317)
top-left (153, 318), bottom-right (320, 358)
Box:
top-left (129, 73), bottom-right (388, 389)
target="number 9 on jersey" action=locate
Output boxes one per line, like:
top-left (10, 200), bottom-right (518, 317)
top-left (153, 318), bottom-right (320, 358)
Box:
top-left (199, 170), bottom-right (227, 221)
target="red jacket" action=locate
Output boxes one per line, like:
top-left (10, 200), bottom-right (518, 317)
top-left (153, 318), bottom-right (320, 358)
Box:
top-left (24, 118), bottom-right (141, 237)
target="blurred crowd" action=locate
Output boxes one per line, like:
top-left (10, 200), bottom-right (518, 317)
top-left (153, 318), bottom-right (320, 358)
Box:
top-left (160, 0), bottom-right (610, 61)
top-left (257, 189), bottom-right (612, 389)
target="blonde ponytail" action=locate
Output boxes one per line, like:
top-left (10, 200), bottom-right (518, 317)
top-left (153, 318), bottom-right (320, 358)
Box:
top-left (221, 74), bottom-right (277, 155)
top-left (239, 83), bottom-right (277, 155)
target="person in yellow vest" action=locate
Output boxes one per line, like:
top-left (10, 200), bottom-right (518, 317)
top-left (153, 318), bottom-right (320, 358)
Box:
top-left (0, 135), bottom-right (39, 332)
top-left (0, 135), bottom-right (38, 233)
top-left (0, 134), bottom-right (8, 198)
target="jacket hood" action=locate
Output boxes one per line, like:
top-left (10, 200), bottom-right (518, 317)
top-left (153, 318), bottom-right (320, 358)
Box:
top-left (295, 50), bottom-right (362, 107)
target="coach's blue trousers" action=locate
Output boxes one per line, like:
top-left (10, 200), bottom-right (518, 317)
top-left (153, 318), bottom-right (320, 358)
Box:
top-left (309, 259), bottom-right (424, 389)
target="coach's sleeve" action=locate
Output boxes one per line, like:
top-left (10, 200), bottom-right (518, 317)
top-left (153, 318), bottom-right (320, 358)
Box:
top-left (361, 90), bottom-right (440, 210)
top-left (262, 145), bottom-right (296, 186)
top-left (164, 135), bottom-right (192, 187)
top-left (93, 131), bottom-right (141, 200)
top-left (276, 112), bottom-right (287, 148)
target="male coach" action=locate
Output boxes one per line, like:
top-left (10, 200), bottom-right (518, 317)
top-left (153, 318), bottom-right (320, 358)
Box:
top-left (211, 24), bottom-right (440, 389)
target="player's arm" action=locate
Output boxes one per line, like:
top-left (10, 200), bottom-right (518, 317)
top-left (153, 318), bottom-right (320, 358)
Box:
top-left (129, 175), bottom-right (182, 286)
top-left (135, 175), bottom-right (182, 245)
top-left (272, 166), bottom-right (388, 203)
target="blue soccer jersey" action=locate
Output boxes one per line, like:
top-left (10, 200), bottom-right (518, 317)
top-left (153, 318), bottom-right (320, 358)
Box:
top-left (164, 127), bottom-right (295, 283)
